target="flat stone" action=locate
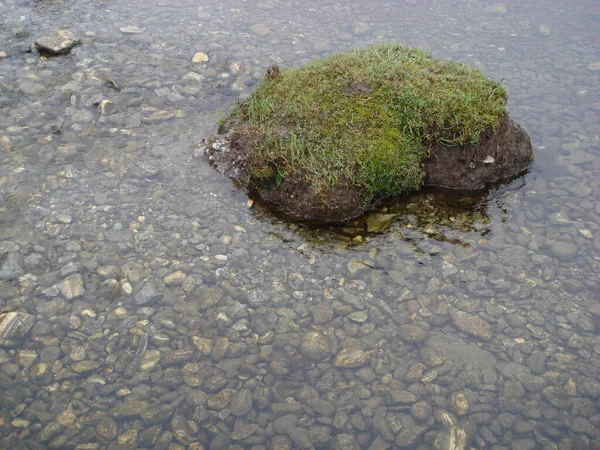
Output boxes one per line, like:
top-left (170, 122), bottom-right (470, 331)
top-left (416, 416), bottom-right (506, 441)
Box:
top-left (230, 388), bottom-right (253, 416)
top-left (231, 420), bottom-right (259, 440)
top-left (549, 241), bottom-right (578, 260)
top-left (427, 332), bottom-right (496, 370)
top-left (111, 400), bottom-right (149, 419)
top-left (386, 389), bottom-right (417, 405)
top-left (58, 274), bottom-right (84, 300)
top-left (0, 252), bottom-right (24, 280)
top-left (0, 312), bottom-right (35, 347)
top-left (366, 213), bottom-right (396, 232)
top-left (120, 25), bottom-right (145, 34)
top-left (95, 417), bottom-right (117, 439)
top-left (134, 282), bottom-right (162, 305)
top-left (35, 30), bottom-right (80, 55)
top-left (395, 426), bottom-right (428, 448)
top-left (588, 61), bottom-right (600, 71)
top-left (249, 23), bottom-right (271, 35)
top-left (397, 324), bottom-right (426, 343)
top-left (192, 52), bottom-right (209, 63)
top-left (452, 311), bottom-right (493, 339)
top-left (334, 348), bottom-right (370, 368)
top-left (71, 361), bottom-right (101, 373)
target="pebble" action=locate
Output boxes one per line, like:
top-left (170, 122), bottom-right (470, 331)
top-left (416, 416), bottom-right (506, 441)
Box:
top-left (35, 30), bottom-right (80, 55)
top-left (334, 348), bottom-right (370, 368)
top-left (452, 311), bottom-right (493, 339)
top-left (249, 23), bottom-right (271, 35)
top-left (192, 52), bottom-right (209, 63)
top-left (119, 25), bottom-right (145, 34)
top-left (300, 331), bottom-right (331, 361)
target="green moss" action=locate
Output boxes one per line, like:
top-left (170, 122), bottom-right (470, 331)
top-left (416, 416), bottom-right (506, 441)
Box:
top-left (229, 43), bottom-right (507, 201)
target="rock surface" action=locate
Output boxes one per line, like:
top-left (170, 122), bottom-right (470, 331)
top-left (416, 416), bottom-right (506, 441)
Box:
top-left (35, 30), bottom-right (80, 55)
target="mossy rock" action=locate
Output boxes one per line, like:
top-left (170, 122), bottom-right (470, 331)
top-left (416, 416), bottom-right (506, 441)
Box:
top-left (206, 43), bottom-right (532, 222)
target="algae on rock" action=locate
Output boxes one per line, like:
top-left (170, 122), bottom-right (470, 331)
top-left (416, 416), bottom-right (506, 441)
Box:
top-left (206, 43), bottom-right (532, 222)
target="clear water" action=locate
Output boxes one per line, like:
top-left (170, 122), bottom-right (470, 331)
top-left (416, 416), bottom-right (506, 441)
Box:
top-left (0, 0), bottom-right (599, 448)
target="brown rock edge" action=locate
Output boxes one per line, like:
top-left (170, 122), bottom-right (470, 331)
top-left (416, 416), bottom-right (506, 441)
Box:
top-left (205, 115), bottom-right (532, 222)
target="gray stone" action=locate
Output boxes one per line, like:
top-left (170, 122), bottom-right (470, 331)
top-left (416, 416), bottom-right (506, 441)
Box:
top-left (427, 332), bottom-right (496, 370)
top-left (0, 312), bottom-right (35, 347)
top-left (501, 362), bottom-right (531, 379)
top-left (287, 426), bottom-right (312, 449)
top-left (386, 389), bottom-right (417, 405)
top-left (398, 324), bottom-right (426, 343)
top-left (395, 426), bottom-right (428, 448)
top-left (452, 311), bottom-right (493, 339)
top-left (231, 419), bottom-right (259, 440)
top-left (334, 348), bottom-right (370, 368)
top-left (300, 331), bottom-right (331, 361)
top-left (0, 252), bottom-right (24, 280)
top-left (342, 292), bottom-right (364, 310)
top-left (515, 373), bottom-right (547, 392)
top-left (35, 30), bottom-right (80, 55)
top-left (549, 241), bottom-right (579, 260)
top-left (274, 414), bottom-right (299, 434)
top-left (334, 433), bottom-right (361, 449)
top-left (229, 389), bottom-right (253, 417)
top-left (134, 282), bottom-right (163, 306)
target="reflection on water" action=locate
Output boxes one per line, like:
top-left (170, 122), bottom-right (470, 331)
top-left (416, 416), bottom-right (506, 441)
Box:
top-left (1, 0), bottom-right (600, 448)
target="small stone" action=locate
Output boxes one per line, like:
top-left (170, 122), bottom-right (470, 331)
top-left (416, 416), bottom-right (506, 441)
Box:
top-left (12, 418), bottom-right (30, 428)
top-left (249, 23), bottom-right (270, 35)
top-left (395, 426), bottom-right (428, 448)
top-left (164, 270), bottom-right (187, 286)
top-left (411, 401), bottom-right (433, 420)
top-left (229, 389), bottom-right (253, 417)
top-left (366, 213), bottom-right (396, 233)
top-left (192, 52), bottom-right (209, 63)
top-left (449, 392), bottom-right (469, 415)
top-left (352, 22), bottom-right (371, 35)
top-left (192, 337), bottom-right (213, 355)
top-left (231, 419), bottom-right (259, 440)
top-left (334, 348), bottom-right (370, 368)
top-left (0, 252), bottom-right (24, 280)
top-left (35, 30), bottom-right (80, 55)
top-left (121, 282), bottom-right (132, 295)
top-left (58, 274), bottom-right (85, 300)
top-left (111, 400), bottom-right (149, 419)
top-left (0, 312), bottom-right (35, 347)
top-left (140, 349), bottom-right (161, 371)
top-left (40, 422), bottom-right (62, 441)
top-left (120, 25), bottom-right (145, 34)
top-left (549, 241), bottom-right (578, 260)
top-left (134, 282), bottom-right (162, 305)
top-left (300, 331), bottom-right (331, 361)
top-left (386, 389), bottom-right (417, 405)
top-left (349, 311), bottom-right (368, 323)
top-left (452, 311), bottom-right (492, 339)
top-left (0, 51), bottom-right (7, 58)
top-left (588, 61), bottom-right (600, 71)
top-left (72, 361), bottom-right (101, 373)
top-left (96, 417), bottom-right (117, 439)
top-left (398, 324), bottom-right (426, 343)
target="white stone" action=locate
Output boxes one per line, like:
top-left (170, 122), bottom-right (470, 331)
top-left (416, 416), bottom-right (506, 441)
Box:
top-left (192, 52), bottom-right (209, 63)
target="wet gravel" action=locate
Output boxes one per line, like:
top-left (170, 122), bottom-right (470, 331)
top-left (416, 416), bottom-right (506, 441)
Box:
top-left (1, 0), bottom-right (600, 448)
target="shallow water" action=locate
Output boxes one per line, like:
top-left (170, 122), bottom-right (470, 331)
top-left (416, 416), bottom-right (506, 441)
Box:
top-left (0, 0), bottom-right (599, 448)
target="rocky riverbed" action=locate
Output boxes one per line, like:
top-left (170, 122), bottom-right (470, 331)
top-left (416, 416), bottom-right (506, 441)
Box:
top-left (1, 0), bottom-right (600, 448)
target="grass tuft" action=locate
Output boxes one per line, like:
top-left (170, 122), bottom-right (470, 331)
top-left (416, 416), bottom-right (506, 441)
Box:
top-left (228, 43), bottom-right (507, 202)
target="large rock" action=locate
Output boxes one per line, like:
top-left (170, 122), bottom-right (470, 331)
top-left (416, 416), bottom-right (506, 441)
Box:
top-left (35, 30), bottom-right (80, 55)
top-left (205, 44), bottom-right (532, 222)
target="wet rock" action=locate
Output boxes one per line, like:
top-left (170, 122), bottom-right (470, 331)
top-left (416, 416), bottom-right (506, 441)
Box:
top-left (334, 433), bottom-right (361, 449)
top-left (427, 332), bottom-right (496, 369)
top-left (542, 386), bottom-right (573, 409)
top-left (141, 404), bottom-right (174, 425)
top-left (449, 392), bottom-right (469, 416)
top-left (385, 389), bottom-right (417, 405)
top-left (411, 401), bottom-right (433, 420)
top-left (287, 426), bottom-right (312, 449)
top-left (172, 414), bottom-right (195, 444)
top-left (192, 52), bottom-right (209, 63)
top-left (249, 23), bottom-right (270, 36)
top-left (0, 312), bottom-right (35, 347)
top-left (120, 25), bottom-right (145, 34)
top-left (452, 311), bottom-right (493, 339)
top-left (0, 252), bottom-right (24, 280)
top-left (162, 349), bottom-right (194, 366)
top-left (334, 348), bottom-right (370, 368)
top-left (39, 422), bottom-right (62, 442)
top-left (134, 282), bottom-right (163, 305)
top-left (515, 373), bottom-right (547, 392)
top-left (96, 417), bottom-right (117, 439)
top-left (229, 388), bottom-right (253, 416)
top-left (309, 304), bottom-right (333, 324)
top-left (35, 30), bottom-right (80, 55)
top-left (300, 331), bottom-right (331, 361)
top-left (397, 324), bottom-right (426, 343)
top-left (342, 292), bottom-right (364, 310)
top-left (395, 426), bottom-right (428, 448)
top-left (366, 213), bottom-right (396, 233)
top-left (72, 360), bottom-right (101, 373)
top-left (549, 241), bottom-right (579, 260)
top-left (111, 400), bottom-right (150, 419)
top-left (231, 419), bottom-right (259, 440)
top-left (58, 273), bottom-right (85, 299)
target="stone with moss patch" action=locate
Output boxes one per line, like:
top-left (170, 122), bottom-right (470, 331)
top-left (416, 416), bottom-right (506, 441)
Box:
top-left (206, 43), bottom-right (532, 222)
